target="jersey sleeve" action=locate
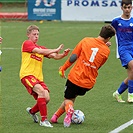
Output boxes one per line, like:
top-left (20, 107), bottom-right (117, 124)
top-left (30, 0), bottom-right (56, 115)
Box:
top-left (61, 39), bottom-right (83, 70)
top-left (111, 18), bottom-right (118, 30)
top-left (22, 40), bottom-right (47, 53)
top-left (70, 38), bottom-right (83, 57)
top-left (22, 40), bottom-right (36, 52)
top-left (111, 18), bottom-right (120, 58)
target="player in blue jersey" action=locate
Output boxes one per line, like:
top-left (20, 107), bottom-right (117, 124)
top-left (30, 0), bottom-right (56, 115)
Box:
top-left (111, 0), bottom-right (133, 103)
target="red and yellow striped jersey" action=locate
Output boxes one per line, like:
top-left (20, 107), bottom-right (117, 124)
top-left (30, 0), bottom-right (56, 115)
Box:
top-left (19, 40), bottom-right (46, 81)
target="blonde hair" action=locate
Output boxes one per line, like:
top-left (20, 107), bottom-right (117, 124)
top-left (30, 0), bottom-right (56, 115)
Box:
top-left (27, 25), bottom-right (39, 35)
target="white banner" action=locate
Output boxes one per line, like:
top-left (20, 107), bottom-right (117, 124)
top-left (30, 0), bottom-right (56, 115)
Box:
top-left (61, 0), bottom-right (122, 21)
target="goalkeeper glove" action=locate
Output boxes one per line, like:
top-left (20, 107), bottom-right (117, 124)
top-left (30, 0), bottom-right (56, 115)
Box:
top-left (59, 66), bottom-right (66, 78)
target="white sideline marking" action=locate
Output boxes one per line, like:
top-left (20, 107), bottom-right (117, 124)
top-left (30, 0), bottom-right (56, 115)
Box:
top-left (2, 47), bottom-right (20, 50)
top-left (2, 48), bottom-right (73, 50)
top-left (109, 119), bottom-right (133, 133)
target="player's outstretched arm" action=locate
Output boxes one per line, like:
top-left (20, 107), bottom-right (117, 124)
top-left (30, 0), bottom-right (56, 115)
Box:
top-left (48, 48), bottom-right (70, 59)
top-left (32, 44), bottom-right (64, 55)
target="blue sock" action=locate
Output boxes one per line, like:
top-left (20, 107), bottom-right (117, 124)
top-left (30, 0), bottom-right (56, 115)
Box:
top-left (118, 82), bottom-right (128, 94)
top-left (128, 80), bottom-right (133, 93)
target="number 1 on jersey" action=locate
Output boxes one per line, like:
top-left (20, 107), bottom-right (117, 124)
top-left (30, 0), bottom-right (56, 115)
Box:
top-left (89, 48), bottom-right (99, 62)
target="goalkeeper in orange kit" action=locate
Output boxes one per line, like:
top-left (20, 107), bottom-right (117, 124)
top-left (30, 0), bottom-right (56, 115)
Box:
top-left (50, 24), bottom-right (116, 127)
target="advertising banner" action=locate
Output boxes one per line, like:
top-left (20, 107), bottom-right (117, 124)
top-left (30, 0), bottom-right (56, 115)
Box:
top-left (28, 0), bottom-right (61, 20)
top-left (62, 0), bottom-right (122, 21)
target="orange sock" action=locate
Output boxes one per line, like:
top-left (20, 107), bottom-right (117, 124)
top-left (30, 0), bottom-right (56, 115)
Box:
top-left (55, 107), bottom-right (65, 117)
top-left (65, 101), bottom-right (74, 114)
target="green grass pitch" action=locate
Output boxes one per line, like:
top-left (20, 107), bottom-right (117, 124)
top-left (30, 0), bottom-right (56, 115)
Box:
top-left (0, 21), bottom-right (133, 133)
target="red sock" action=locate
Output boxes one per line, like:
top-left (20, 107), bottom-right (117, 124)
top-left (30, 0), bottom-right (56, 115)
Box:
top-left (37, 98), bottom-right (47, 122)
top-left (30, 103), bottom-right (39, 114)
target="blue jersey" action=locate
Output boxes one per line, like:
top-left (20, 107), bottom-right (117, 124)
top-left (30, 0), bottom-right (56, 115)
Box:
top-left (111, 16), bottom-right (133, 67)
top-left (112, 16), bottom-right (133, 56)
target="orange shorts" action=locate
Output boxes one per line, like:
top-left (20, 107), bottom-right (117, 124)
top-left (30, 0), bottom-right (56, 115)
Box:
top-left (21, 75), bottom-right (49, 100)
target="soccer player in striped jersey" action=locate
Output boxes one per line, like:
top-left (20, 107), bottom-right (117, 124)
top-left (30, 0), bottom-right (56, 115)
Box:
top-left (111, 0), bottom-right (133, 103)
top-left (19, 25), bottom-right (70, 128)
top-left (50, 24), bottom-right (116, 127)
top-left (0, 37), bottom-right (3, 44)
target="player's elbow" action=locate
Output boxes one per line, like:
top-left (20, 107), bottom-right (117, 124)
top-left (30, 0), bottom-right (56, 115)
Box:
top-left (69, 54), bottom-right (77, 63)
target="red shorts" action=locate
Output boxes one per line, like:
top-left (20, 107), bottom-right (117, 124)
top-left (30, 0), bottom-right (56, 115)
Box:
top-left (21, 75), bottom-right (49, 100)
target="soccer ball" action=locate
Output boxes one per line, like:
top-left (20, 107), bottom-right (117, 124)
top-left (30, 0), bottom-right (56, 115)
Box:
top-left (71, 110), bottom-right (85, 124)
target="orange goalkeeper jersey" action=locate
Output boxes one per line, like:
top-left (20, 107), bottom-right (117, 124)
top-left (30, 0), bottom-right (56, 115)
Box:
top-left (19, 40), bottom-right (47, 81)
top-left (67, 37), bottom-right (110, 89)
